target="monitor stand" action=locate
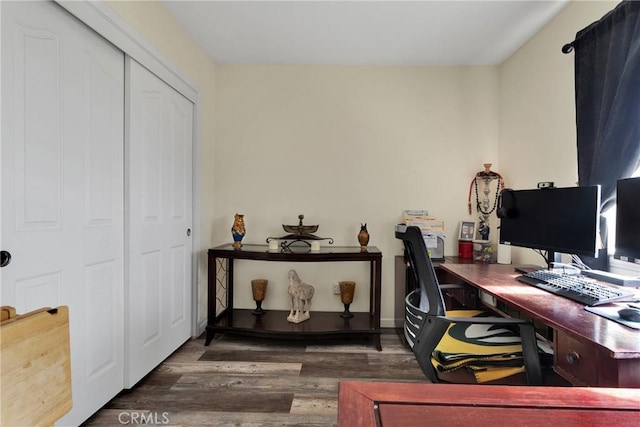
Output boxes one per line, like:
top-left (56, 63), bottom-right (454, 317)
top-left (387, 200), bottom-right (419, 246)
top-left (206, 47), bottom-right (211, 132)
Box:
top-left (545, 251), bottom-right (562, 269)
top-left (513, 251), bottom-right (560, 274)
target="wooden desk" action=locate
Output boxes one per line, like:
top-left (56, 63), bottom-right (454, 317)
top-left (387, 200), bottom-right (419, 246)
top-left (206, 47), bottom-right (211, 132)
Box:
top-left (338, 381), bottom-right (640, 427)
top-left (439, 262), bottom-right (640, 387)
top-left (206, 244), bottom-right (382, 350)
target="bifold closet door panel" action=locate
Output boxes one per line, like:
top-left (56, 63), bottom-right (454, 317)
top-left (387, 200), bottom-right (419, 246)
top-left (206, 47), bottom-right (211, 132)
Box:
top-left (125, 59), bottom-right (193, 388)
top-left (1, 1), bottom-right (125, 425)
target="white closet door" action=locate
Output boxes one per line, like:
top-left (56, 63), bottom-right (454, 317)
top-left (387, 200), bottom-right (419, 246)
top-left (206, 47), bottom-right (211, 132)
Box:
top-left (1, 1), bottom-right (125, 425)
top-left (126, 59), bottom-right (193, 387)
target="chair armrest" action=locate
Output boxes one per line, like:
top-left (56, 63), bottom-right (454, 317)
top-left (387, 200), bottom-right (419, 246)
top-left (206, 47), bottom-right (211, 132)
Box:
top-left (441, 316), bottom-right (531, 326)
top-left (439, 283), bottom-right (469, 290)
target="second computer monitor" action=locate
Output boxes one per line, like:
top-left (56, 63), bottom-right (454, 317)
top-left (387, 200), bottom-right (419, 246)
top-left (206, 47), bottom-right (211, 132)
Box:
top-left (499, 185), bottom-right (601, 265)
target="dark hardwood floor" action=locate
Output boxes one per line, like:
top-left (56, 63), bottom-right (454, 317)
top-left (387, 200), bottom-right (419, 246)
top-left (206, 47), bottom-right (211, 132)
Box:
top-left (83, 329), bottom-right (425, 426)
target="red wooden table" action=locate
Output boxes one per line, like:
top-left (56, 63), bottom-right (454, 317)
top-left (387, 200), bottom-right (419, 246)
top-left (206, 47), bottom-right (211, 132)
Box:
top-left (338, 381), bottom-right (640, 426)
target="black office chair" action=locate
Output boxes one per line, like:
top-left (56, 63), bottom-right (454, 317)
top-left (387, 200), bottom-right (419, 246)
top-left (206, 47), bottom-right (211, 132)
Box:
top-left (396, 225), bottom-right (543, 385)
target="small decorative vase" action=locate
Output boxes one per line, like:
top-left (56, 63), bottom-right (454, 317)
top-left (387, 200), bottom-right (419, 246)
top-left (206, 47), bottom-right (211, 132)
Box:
top-left (251, 279), bottom-right (268, 315)
top-left (339, 281), bottom-right (356, 318)
top-left (357, 223), bottom-right (370, 251)
top-left (231, 213), bottom-right (246, 249)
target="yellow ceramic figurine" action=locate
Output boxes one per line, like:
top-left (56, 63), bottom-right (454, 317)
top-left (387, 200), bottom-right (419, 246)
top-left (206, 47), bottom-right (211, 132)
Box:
top-left (231, 213), bottom-right (246, 248)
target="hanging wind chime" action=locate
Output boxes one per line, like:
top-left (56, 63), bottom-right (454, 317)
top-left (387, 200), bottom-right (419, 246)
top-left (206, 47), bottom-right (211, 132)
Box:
top-left (467, 163), bottom-right (504, 241)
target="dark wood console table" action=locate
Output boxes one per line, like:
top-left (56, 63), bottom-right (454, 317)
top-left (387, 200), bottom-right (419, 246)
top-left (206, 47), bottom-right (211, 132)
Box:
top-left (206, 244), bottom-right (382, 350)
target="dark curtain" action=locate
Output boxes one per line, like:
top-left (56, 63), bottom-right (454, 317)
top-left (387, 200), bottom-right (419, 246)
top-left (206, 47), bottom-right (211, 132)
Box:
top-left (572, 0), bottom-right (640, 269)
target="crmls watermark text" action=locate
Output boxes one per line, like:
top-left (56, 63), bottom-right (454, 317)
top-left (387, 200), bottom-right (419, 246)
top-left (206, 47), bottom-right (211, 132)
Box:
top-left (118, 411), bottom-right (170, 425)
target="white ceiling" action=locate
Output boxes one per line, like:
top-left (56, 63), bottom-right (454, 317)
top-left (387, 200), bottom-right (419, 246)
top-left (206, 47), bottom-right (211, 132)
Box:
top-left (161, 0), bottom-right (570, 65)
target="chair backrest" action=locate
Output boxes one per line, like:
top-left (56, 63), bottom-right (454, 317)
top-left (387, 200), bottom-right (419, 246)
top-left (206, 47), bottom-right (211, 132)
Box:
top-left (395, 225), bottom-right (447, 316)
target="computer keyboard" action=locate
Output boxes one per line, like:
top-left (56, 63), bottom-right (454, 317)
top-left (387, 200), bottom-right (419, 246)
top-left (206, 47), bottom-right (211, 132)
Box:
top-left (516, 269), bottom-right (636, 306)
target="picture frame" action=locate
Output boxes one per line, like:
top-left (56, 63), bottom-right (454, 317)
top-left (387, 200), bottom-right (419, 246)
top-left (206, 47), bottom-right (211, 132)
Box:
top-left (458, 221), bottom-right (476, 241)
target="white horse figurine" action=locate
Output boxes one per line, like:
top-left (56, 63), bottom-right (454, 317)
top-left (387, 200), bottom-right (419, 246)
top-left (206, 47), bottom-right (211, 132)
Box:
top-left (287, 269), bottom-right (315, 323)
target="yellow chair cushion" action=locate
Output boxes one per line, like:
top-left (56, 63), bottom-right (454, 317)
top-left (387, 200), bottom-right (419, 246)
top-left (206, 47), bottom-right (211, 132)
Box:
top-left (431, 310), bottom-right (526, 383)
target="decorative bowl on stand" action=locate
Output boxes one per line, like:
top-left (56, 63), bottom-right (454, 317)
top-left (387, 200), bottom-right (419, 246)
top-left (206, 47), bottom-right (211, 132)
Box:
top-left (282, 215), bottom-right (319, 235)
top-left (266, 214), bottom-right (333, 252)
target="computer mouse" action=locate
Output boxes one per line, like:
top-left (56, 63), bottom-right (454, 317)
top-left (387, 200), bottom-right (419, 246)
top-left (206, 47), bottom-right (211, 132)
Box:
top-left (618, 307), bottom-right (640, 323)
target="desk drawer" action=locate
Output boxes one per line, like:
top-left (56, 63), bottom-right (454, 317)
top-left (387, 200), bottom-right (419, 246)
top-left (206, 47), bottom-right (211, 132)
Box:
top-left (554, 331), bottom-right (598, 386)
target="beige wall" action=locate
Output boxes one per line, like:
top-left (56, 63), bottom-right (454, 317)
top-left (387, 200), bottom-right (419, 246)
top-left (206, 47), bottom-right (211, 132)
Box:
top-left (105, 0), bottom-right (217, 327)
top-left (499, 0), bottom-right (618, 266)
top-left (105, 0), bottom-right (621, 327)
top-left (214, 65), bottom-right (500, 323)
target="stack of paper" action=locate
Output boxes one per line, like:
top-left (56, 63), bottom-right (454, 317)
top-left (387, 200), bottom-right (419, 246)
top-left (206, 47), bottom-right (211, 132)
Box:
top-left (401, 210), bottom-right (446, 249)
top-left (402, 210), bottom-right (445, 232)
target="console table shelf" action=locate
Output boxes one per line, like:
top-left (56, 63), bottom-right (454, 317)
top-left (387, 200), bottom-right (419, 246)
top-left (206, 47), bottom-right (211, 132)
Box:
top-left (206, 244), bottom-right (382, 350)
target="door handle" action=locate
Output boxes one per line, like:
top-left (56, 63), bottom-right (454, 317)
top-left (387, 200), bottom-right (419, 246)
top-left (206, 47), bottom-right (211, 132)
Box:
top-left (186, 228), bottom-right (191, 237)
top-left (0, 250), bottom-right (11, 268)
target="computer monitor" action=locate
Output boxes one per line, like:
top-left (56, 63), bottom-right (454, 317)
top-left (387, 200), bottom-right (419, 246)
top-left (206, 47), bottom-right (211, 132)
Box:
top-left (614, 176), bottom-right (640, 264)
top-left (498, 185), bottom-right (601, 267)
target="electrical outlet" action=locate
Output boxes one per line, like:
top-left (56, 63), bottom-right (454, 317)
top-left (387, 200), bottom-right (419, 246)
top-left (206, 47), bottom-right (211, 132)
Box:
top-left (333, 283), bottom-right (340, 295)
